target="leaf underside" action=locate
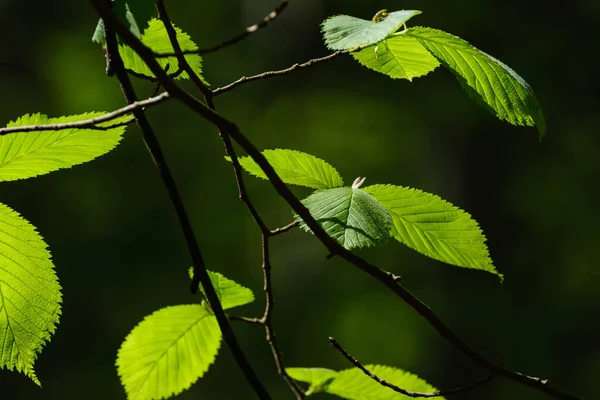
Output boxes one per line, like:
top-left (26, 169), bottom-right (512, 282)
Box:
top-left (188, 268), bottom-right (255, 310)
top-left (117, 304), bottom-right (221, 400)
top-left (0, 202), bottom-right (62, 385)
top-left (296, 187), bottom-right (392, 249)
top-left (232, 149), bottom-right (344, 189)
top-left (1, 112), bottom-right (127, 182)
top-left (120, 18), bottom-right (208, 83)
top-left (364, 184), bottom-right (500, 277)
top-left (406, 27), bottom-right (546, 136)
top-left (352, 35), bottom-right (440, 81)
top-left (322, 10), bottom-right (421, 50)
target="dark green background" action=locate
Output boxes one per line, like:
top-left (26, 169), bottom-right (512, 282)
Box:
top-left (0, 1), bottom-right (598, 399)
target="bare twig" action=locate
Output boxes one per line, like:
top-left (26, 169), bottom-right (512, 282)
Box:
top-left (270, 221), bottom-right (299, 236)
top-left (213, 51), bottom-right (349, 96)
top-left (98, 4), bottom-right (272, 400)
top-left (0, 93), bottom-right (169, 136)
top-left (329, 337), bottom-right (494, 398)
top-left (89, 4), bottom-right (585, 399)
top-left (156, 0), bottom-right (291, 57)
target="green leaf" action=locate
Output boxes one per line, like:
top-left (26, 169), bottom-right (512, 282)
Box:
top-left (0, 202), bottom-right (62, 385)
top-left (231, 149), bottom-right (344, 189)
top-left (92, 0), bottom-right (157, 44)
top-left (117, 304), bottom-right (221, 400)
top-left (286, 368), bottom-right (338, 395)
top-left (406, 27), bottom-right (546, 136)
top-left (322, 10), bottom-right (421, 50)
top-left (188, 268), bottom-right (254, 310)
top-left (296, 187), bottom-right (392, 249)
top-left (0, 112), bottom-right (127, 182)
top-left (352, 36), bottom-right (440, 81)
top-left (120, 18), bottom-right (208, 83)
top-left (364, 184), bottom-right (500, 277)
top-left (327, 365), bottom-right (443, 400)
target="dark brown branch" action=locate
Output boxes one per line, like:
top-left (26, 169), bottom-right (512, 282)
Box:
top-left (213, 51), bottom-right (348, 96)
top-left (0, 93), bottom-right (169, 136)
top-left (329, 337), bottom-right (494, 398)
top-left (98, 4), bottom-right (272, 400)
top-left (156, 0), bottom-right (291, 57)
top-left (90, 4), bottom-right (584, 399)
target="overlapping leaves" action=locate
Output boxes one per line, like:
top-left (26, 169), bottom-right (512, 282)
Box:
top-left (287, 365), bottom-right (443, 399)
top-left (117, 271), bottom-right (254, 400)
top-left (0, 203), bottom-right (62, 385)
top-left (92, 0), bottom-right (157, 44)
top-left (235, 149), bottom-right (498, 276)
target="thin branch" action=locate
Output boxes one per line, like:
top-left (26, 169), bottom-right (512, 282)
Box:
top-left (156, 0), bottom-right (291, 57)
top-left (270, 221), bottom-right (299, 236)
top-left (89, 5), bottom-right (584, 399)
top-left (229, 315), bottom-right (263, 324)
top-left (329, 337), bottom-right (494, 398)
top-left (98, 4), bottom-right (272, 400)
top-left (0, 93), bottom-right (169, 136)
top-left (213, 51), bottom-right (349, 96)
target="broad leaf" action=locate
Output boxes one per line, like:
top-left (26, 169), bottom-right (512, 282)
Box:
top-left (352, 36), bottom-right (440, 81)
top-left (296, 187), bottom-right (392, 249)
top-left (364, 184), bottom-right (499, 277)
top-left (0, 202), bottom-right (61, 385)
top-left (0, 112), bottom-right (127, 181)
top-left (231, 149), bottom-right (343, 189)
top-left (328, 365), bottom-right (443, 400)
top-left (322, 10), bottom-right (421, 50)
top-left (286, 368), bottom-right (338, 395)
top-left (120, 18), bottom-right (208, 83)
top-left (188, 268), bottom-right (254, 310)
top-left (406, 27), bottom-right (546, 136)
top-left (92, 0), bottom-right (157, 44)
top-left (117, 304), bottom-right (221, 400)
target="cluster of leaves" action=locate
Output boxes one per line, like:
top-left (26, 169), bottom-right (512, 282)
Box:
top-left (0, 4), bottom-right (547, 400)
top-left (234, 149), bottom-right (500, 278)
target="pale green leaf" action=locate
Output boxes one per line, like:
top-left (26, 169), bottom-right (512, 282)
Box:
top-left (188, 268), bottom-right (254, 310)
top-left (296, 187), bottom-right (392, 249)
top-left (0, 202), bottom-right (62, 385)
top-left (231, 149), bottom-right (344, 189)
top-left (120, 18), bottom-right (208, 83)
top-left (92, 0), bottom-right (157, 44)
top-left (117, 304), bottom-right (221, 400)
top-left (352, 36), bottom-right (440, 81)
top-left (327, 365), bottom-right (443, 400)
top-left (322, 10), bottom-right (421, 50)
top-left (364, 184), bottom-right (500, 277)
top-left (0, 112), bottom-right (127, 182)
top-left (406, 27), bottom-right (546, 136)
top-left (286, 367), bottom-right (338, 395)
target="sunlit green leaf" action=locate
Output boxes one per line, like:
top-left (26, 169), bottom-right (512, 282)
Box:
top-left (231, 149), bottom-right (343, 189)
top-left (120, 18), bottom-right (208, 83)
top-left (0, 112), bottom-right (127, 182)
top-left (117, 304), bottom-right (221, 400)
top-left (286, 367), bottom-right (338, 395)
top-left (327, 365), bottom-right (444, 400)
top-left (188, 268), bottom-right (254, 310)
top-left (0, 202), bottom-right (62, 385)
top-left (364, 184), bottom-right (500, 277)
top-left (352, 36), bottom-right (440, 81)
top-left (406, 27), bottom-right (546, 136)
top-left (296, 187), bottom-right (392, 249)
top-left (322, 10), bottom-right (421, 50)
top-left (92, 0), bottom-right (157, 44)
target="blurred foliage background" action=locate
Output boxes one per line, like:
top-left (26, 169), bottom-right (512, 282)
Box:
top-left (0, 0), bottom-right (598, 399)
